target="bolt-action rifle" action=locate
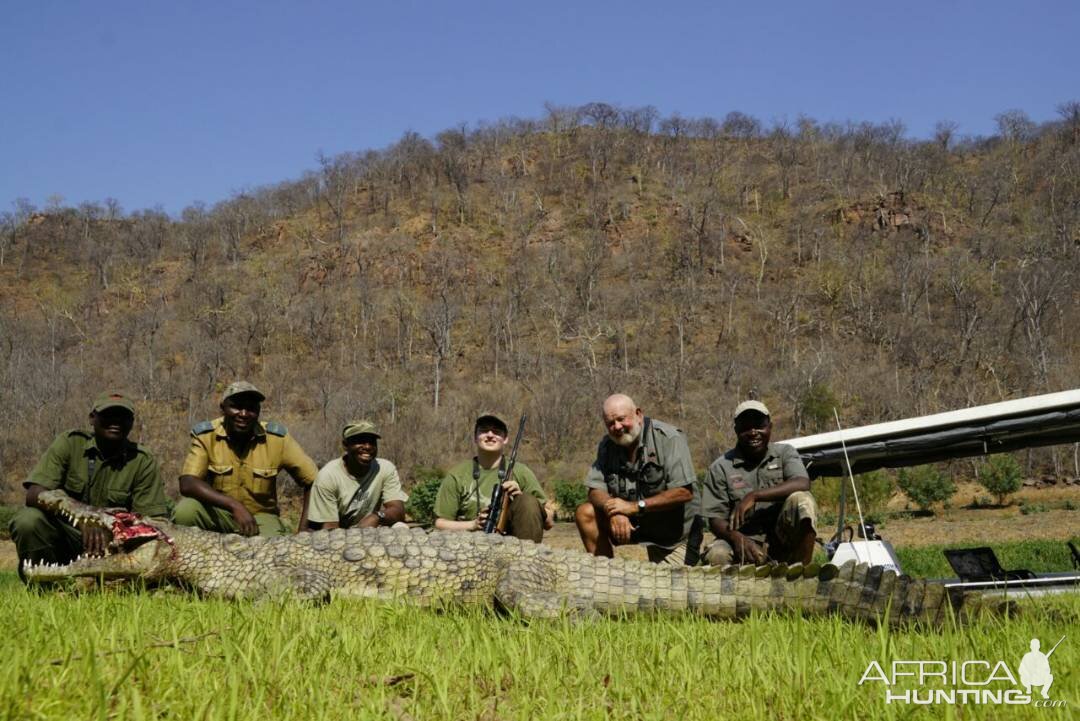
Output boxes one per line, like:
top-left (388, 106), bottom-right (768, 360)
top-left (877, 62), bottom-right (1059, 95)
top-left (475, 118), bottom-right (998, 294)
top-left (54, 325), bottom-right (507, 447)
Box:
top-left (483, 413), bottom-right (527, 534)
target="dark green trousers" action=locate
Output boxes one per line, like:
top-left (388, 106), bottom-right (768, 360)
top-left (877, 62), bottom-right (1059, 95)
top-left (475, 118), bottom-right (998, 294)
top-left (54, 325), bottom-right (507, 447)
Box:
top-left (9, 507), bottom-right (84, 566)
top-left (172, 497), bottom-right (291, 536)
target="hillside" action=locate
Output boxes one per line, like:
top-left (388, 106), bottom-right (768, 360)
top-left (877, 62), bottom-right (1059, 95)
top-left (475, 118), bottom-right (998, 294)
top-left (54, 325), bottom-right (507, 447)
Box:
top-left (2, 103), bottom-right (1079, 501)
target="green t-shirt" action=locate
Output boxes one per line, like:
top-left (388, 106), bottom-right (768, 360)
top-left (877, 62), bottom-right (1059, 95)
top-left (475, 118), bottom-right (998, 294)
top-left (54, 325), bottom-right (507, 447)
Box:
top-left (434, 459), bottom-right (546, 521)
top-left (27, 430), bottom-right (168, 516)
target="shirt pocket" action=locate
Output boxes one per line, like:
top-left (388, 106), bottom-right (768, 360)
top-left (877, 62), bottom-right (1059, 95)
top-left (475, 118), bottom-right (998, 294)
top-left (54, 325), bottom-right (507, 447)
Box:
top-left (207, 464), bottom-right (235, 493)
top-left (757, 466), bottom-right (784, 489)
top-left (104, 480), bottom-right (132, 508)
top-left (250, 467), bottom-right (279, 502)
top-left (639, 463), bottom-right (666, 496)
top-left (64, 471), bottom-right (88, 499)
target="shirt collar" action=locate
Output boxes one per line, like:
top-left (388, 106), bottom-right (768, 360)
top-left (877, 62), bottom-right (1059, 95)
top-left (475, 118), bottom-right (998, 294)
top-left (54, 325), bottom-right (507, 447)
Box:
top-left (83, 435), bottom-right (135, 462)
top-left (214, 416), bottom-right (265, 440)
top-left (730, 443), bottom-right (775, 469)
top-left (604, 417), bottom-right (659, 466)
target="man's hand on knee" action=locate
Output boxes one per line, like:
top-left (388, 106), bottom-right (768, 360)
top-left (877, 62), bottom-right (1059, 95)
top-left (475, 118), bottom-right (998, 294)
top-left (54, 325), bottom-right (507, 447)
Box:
top-left (229, 503), bottom-right (258, 536)
top-left (609, 514), bottom-right (634, 544)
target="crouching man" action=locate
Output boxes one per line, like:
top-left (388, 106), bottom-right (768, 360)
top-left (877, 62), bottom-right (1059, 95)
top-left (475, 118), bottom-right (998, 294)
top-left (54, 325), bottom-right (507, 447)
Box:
top-left (9, 392), bottom-right (168, 573)
top-left (304, 421), bottom-right (408, 530)
top-left (174, 382), bottom-right (318, 536)
top-left (433, 413), bottom-right (551, 541)
top-left (575, 394), bottom-right (701, 565)
top-left (702, 400), bottom-right (817, 566)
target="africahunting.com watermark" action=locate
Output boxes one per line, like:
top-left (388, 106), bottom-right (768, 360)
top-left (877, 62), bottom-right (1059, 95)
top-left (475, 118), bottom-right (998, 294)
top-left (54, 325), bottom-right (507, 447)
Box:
top-left (859, 636), bottom-right (1067, 707)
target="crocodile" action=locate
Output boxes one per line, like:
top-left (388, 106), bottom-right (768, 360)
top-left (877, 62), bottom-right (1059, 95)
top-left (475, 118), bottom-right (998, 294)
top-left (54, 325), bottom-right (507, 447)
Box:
top-left (22, 490), bottom-right (1002, 624)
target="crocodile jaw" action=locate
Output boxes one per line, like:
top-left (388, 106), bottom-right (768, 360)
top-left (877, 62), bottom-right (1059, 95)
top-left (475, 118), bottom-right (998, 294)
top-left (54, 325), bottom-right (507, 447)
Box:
top-left (22, 540), bottom-right (169, 581)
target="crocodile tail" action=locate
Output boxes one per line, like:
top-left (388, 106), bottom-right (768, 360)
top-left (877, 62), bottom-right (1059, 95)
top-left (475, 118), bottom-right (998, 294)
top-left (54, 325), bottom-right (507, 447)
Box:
top-left (678, 560), bottom-right (974, 625)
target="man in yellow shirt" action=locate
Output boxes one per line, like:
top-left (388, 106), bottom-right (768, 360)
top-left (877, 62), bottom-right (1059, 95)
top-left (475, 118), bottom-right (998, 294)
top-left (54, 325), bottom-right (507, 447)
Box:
top-left (174, 382), bottom-right (318, 536)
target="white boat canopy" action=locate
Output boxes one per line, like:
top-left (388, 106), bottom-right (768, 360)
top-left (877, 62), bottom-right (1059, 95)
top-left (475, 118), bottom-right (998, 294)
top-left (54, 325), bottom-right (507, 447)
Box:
top-left (779, 389), bottom-right (1080, 478)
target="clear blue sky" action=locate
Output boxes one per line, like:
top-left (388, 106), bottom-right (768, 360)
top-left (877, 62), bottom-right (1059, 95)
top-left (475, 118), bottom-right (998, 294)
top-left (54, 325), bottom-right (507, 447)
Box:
top-left (3, 1), bottom-right (1077, 215)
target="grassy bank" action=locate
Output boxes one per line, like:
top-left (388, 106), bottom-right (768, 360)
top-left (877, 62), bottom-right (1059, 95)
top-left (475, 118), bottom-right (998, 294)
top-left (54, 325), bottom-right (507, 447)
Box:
top-left (0, 571), bottom-right (1076, 720)
top-left (894, 537), bottom-right (1080, 578)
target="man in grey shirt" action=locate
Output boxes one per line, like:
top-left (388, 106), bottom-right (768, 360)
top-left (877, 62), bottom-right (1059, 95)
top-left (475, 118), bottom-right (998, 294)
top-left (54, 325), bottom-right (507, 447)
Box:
top-left (701, 401), bottom-right (818, 566)
top-left (574, 394), bottom-right (701, 564)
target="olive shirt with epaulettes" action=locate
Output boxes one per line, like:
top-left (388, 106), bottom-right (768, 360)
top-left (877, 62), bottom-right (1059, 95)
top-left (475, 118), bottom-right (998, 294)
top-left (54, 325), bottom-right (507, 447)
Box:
top-left (180, 417), bottom-right (318, 516)
top-left (584, 417), bottom-right (698, 547)
top-left (26, 430), bottom-right (168, 516)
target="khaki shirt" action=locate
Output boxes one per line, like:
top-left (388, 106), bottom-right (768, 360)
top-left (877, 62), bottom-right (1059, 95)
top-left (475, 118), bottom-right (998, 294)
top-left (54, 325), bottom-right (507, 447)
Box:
top-left (434, 459), bottom-right (545, 522)
top-left (584, 418), bottom-right (697, 547)
top-left (27, 430), bottom-right (168, 516)
top-left (701, 443), bottom-right (808, 529)
top-left (180, 417), bottom-right (318, 515)
top-left (307, 457), bottom-right (408, 527)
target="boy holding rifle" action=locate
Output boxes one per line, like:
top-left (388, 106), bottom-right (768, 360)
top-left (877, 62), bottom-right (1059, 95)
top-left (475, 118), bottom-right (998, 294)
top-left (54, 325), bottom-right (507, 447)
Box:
top-left (434, 412), bottom-right (551, 542)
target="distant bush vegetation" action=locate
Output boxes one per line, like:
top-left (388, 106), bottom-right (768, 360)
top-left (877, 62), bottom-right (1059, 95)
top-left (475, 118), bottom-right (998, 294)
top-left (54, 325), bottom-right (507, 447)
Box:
top-left (2, 100), bottom-right (1078, 504)
top-left (979, 454), bottom-right (1023, 506)
top-left (552, 480), bottom-right (588, 520)
top-left (404, 466), bottom-right (444, 526)
top-left (815, 469), bottom-right (896, 521)
top-left (898, 465), bottom-right (957, 513)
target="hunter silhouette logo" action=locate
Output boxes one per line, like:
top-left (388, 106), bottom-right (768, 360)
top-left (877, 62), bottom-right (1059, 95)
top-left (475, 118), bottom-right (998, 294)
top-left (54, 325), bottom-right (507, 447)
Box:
top-left (858, 634), bottom-right (1069, 707)
top-left (1019, 636), bottom-right (1064, 701)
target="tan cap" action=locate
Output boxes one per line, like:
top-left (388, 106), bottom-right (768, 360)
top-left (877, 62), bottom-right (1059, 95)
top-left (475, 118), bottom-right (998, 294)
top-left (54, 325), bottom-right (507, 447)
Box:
top-left (222, 381), bottom-right (265, 403)
top-left (91, 392), bottom-right (135, 415)
top-left (474, 412), bottom-right (508, 434)
top-left (342, 420), bottom-right (380, 441)
top-left (734, 400), bottom-right (770, 419)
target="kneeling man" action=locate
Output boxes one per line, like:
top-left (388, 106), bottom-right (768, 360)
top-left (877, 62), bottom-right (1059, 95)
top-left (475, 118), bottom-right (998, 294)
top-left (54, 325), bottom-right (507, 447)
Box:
top-left (10, 392), bottom-right (168, 571)
top-left (305, 421), bottom-right (407, 529)
top-left (575, 394), bottom-right (701, 565)
top-left (174, 382), bottom-right (318, 536)
top-left (434, 413), bottom-right (550, 541)
top-left (702, 400), bottom-right (817, 566)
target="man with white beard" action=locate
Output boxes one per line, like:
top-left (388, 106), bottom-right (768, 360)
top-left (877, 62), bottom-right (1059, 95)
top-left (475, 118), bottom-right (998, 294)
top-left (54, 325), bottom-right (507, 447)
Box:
top-left (574, 394), bottom-right (702, 564)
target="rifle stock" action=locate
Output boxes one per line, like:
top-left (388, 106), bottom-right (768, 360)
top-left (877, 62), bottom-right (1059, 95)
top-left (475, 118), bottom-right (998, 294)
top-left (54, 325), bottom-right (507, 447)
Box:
top-left (482, 413), bottom-right (527, 534)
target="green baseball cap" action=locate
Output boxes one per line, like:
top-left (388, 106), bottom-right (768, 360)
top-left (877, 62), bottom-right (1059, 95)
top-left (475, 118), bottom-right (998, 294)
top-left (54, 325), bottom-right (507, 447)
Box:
top-left (91, 392), bottom-right (135, 415)
top-left (342, 420), bottom-right (380, 441)
top-left (222, 381), bottom-right (266, 403)
top-left (474, 412), bottom-right (508, 435)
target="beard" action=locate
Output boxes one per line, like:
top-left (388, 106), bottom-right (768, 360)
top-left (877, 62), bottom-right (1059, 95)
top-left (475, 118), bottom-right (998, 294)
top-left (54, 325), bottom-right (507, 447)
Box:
top-left (610, 421), bottom-right (642, 447)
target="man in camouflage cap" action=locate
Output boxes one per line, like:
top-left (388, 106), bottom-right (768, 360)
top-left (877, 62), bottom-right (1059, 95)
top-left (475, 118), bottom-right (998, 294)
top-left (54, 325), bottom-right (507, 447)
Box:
top-left (9, 392), bottom-right (168, 572)
top-left (701, 400), bottom-right (818, 566)
top-left (174, 381), bottom-right (318, 536)
top-left (434, 412), bottom-right (551, 541)
top-left (304, 421), bottom-right (408, 530)
top-left (575, 394), bottom-right (702, 564)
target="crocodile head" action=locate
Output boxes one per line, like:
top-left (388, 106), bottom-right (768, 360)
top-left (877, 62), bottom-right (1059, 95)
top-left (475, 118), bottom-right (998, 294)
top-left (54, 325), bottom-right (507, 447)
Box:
top-left (22, 490), bottom-right (175, 583)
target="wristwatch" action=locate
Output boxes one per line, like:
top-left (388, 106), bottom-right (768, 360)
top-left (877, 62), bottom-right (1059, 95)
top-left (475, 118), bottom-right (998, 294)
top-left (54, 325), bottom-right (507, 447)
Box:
top-left (637, 498), bottom-right (647, 514)
top-left (376, 510), bottom-right (387, 524)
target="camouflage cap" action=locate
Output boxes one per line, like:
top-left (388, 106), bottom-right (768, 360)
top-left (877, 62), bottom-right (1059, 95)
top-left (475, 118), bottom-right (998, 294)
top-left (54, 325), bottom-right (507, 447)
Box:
top-left (474, 412), bottom-right (508, 435)
top-left (222, 381), bottom-right (266, 403)
top-left (91, 392), bottom-right (135, 415)
top-left (342, 420), bottom-right (380, 441)
top-left (734, 400), bottom-right (770, 419)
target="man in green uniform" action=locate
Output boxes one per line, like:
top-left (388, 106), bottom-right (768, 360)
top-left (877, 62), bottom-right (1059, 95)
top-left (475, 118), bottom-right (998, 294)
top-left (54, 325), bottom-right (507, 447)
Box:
top-left (304, 421), bottom-right (408, 530)
top-left (701, 400), bottom-right (818, 566)
top-left (574, 393), bottom-right (701, 564)
top-left (433, 413), bottom-right (550, 542)
top-left (9, 392), bottom-right (168, 570)
top-left (174, 381), bottom-right (318, 536)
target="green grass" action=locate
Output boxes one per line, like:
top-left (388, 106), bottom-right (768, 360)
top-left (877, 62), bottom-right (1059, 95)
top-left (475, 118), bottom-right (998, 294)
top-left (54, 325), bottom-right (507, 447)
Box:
top-left (0, 571), bottom-right (1077, 720)
top-left (894, 537), bottom-right (1080, 578)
